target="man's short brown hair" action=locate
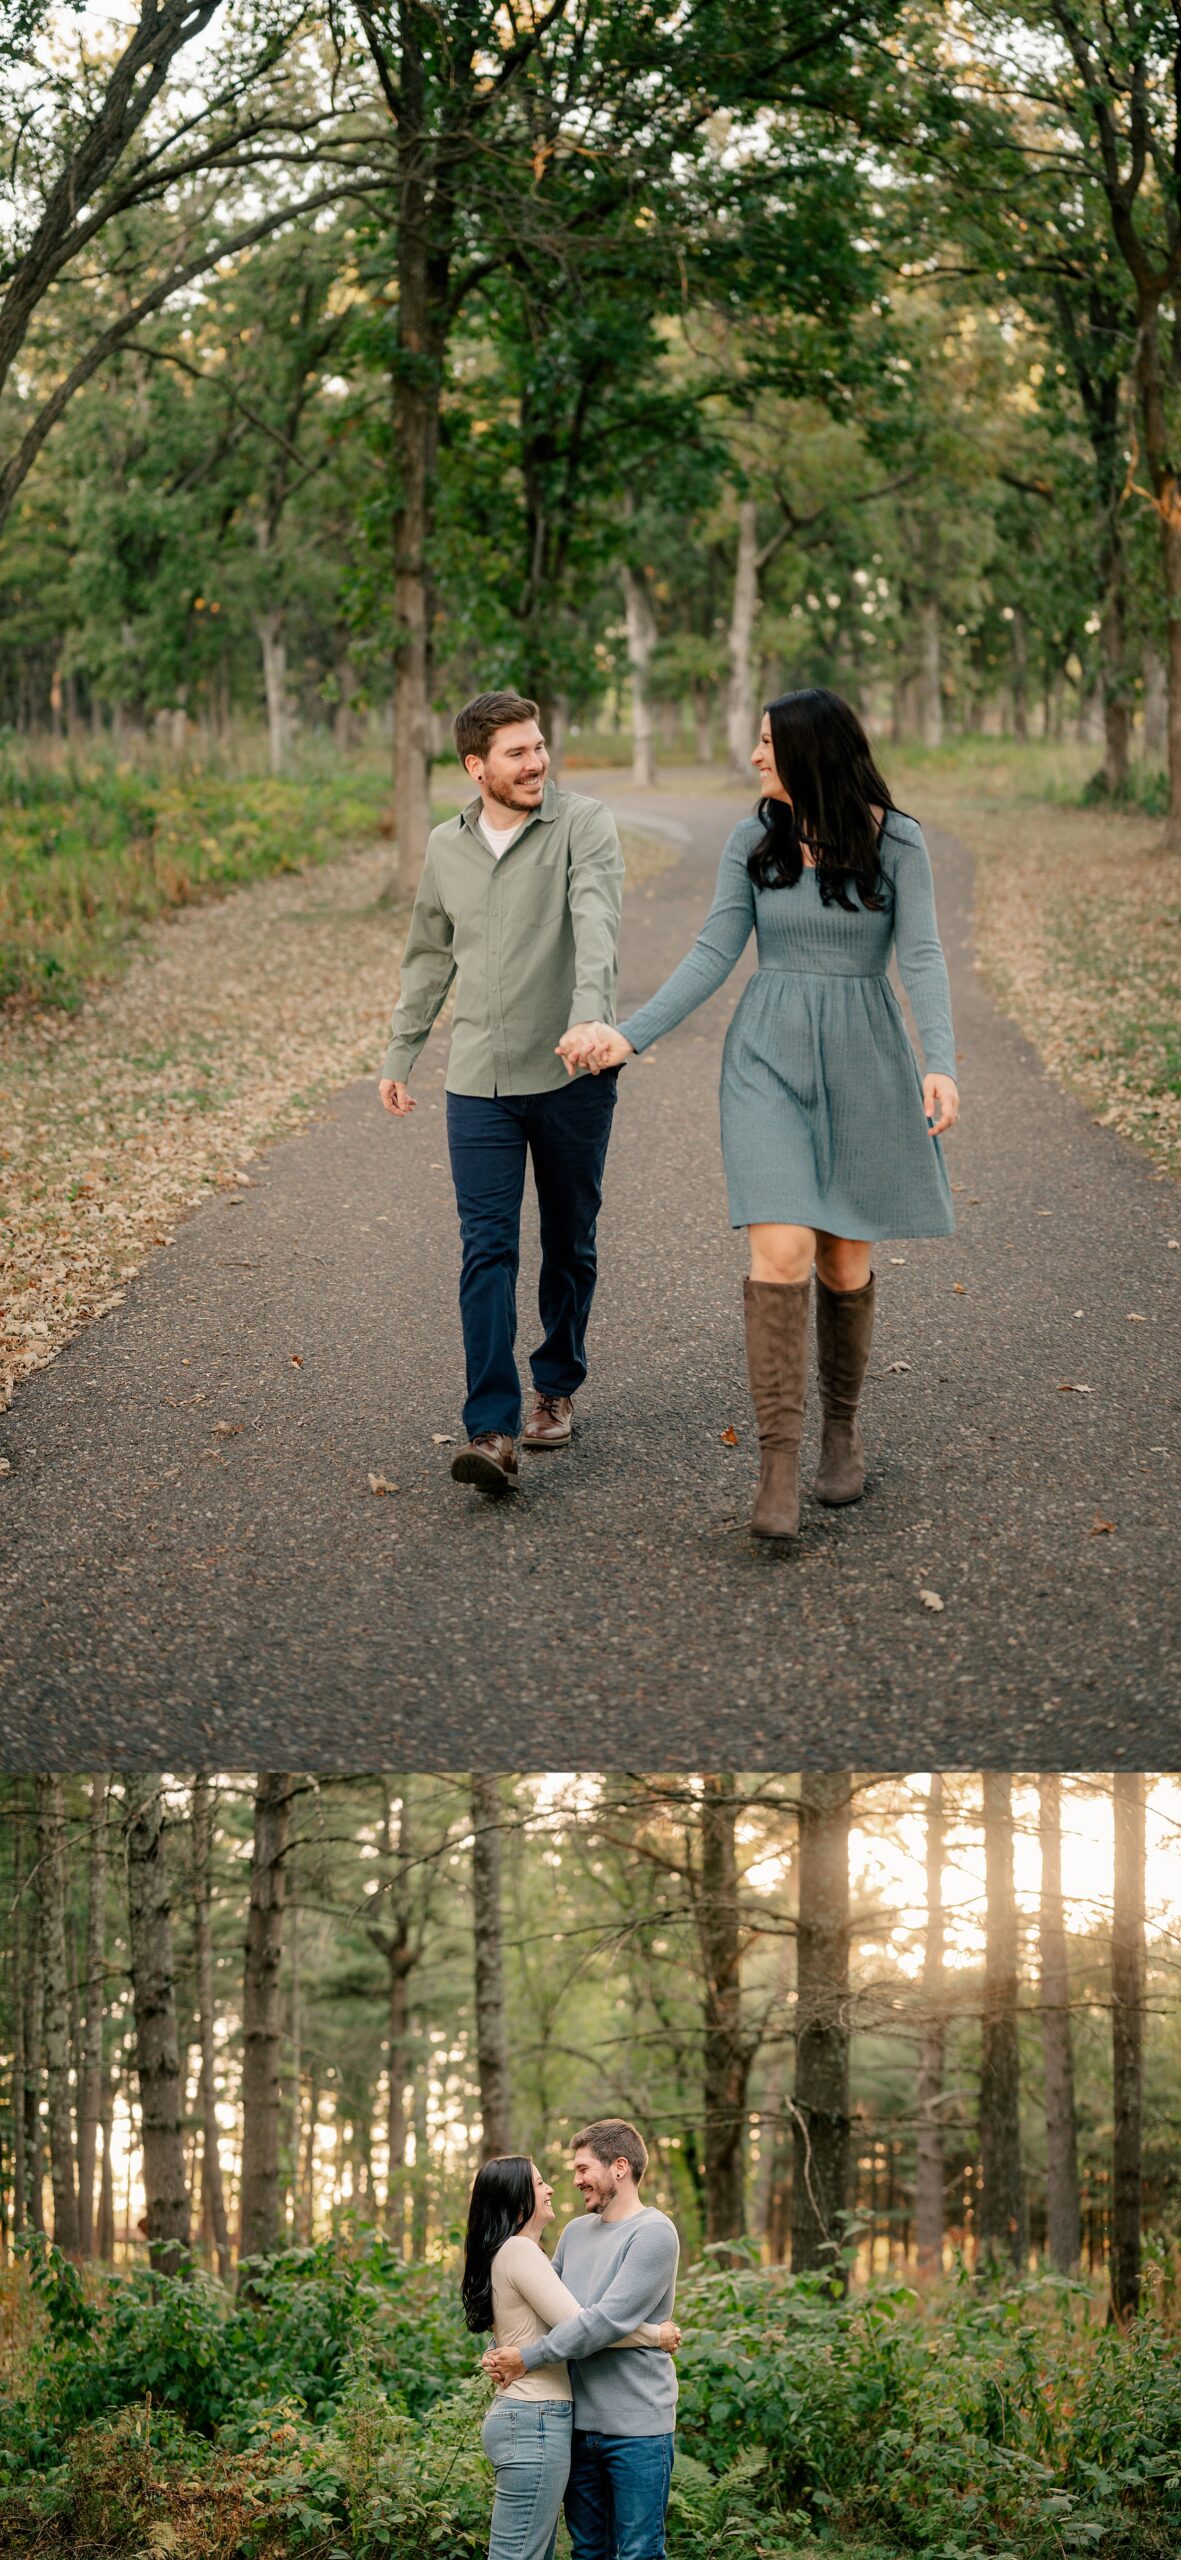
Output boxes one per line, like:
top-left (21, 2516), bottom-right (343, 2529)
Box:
top-left (573, 2118), bottom-right (649, 2183)
top-left (453, 691), bottom-right (540, 767)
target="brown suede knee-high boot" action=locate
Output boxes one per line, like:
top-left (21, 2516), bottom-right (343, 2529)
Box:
top-left (743, 1276), bottom-right (811, 1538)
top-left (813, 1272), bottom-right (875, 1505)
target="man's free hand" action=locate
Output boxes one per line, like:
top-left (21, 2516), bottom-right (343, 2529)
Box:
top-left (557, 1023), bottom-right (634, 1076)
top-left (378, 1077), bottom-right (415, 1117)
top-left (482, 2343), bottom-right (526, 2389)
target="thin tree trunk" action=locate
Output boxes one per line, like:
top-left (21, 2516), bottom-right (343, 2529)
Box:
top-left (471, 1776), bottom-right (513, 2160)
top-left (368, 1781), bottom-right (416, 2231)
top-left (256, 609), bottom-right (291, 778)
top-left (693, 683), bottom-right (714, 765)
top-left (751, 1920), bottom-right (794, 2246)
top-left (191, 1775), bottom-right (232, 2282)
top-left (238, 1774), bottom-right (294, 2274)
top-left (1142, 642), bottom-right (1167, 760)
top-left (24, 1858), bottom-right (45, 2232)
top-left (915, 1774), bottom-right (946, 2277)
top-left (12, 1803), bottom-right (27, 2237)
top-left (122, 1776), bottom-right (190, 2276)
top-left (76, 1776), bottom-right (107, 2258)
top-left (978, 1773), bottom-right (1023, 2273)
top-left (1038, 1775), bottom-right (1080, 2274)
top-left (35, 1777), bottom-right (80, 2254)
top-left (622, 564), bottom-right (658, 789)
top-left (917, 599), bottom-right (943, 746)
top-left (1110, 1772), bottom-right (1145, 2321)
top-left (286, 1897), bottom-right (301, 2241)
top-left (386, 15), bottom-right (452, 897)
top-left (1010, 611), bottom-right (1028, 741)
top-left (97, 2065), bottom-right (115, 2262)
top-left (791, 1772), bottom-right (851, 2281)
top-left (699, 1773), bottom-right (748, 2249)
top-left (411, 2060), bottom-right (429, 2256)
top-left (726, 497), bottom-right (760, 775)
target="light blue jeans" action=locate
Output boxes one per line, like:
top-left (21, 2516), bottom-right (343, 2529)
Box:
top-left (482, 2395), bottom-right (574, 2560)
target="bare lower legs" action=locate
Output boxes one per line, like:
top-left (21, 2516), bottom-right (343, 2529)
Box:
top-left (748, 1223), bottom-right (872, 1292)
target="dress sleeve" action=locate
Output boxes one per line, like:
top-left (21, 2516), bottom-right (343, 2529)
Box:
top-left (886, 820), bottom-right (957, 1080)
top-left (617, 823), bottom-right (756, 1054)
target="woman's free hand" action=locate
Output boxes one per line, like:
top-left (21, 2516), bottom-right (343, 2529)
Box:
top-left (556, 1023), bottom-right (634, 1075)
top-left (923, 1073), bottom-right (959, 1138)
top-left (658, 2320), bottom-right (682, 2353)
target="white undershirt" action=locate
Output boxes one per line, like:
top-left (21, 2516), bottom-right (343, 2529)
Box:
top-left (478, 808), bottom-right (526, 859)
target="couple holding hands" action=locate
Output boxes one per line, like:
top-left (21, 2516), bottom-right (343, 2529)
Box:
top-left (463, 2117), bottom-right (680, 2560)
top-left (378, 684), bottom-right (959, 1540)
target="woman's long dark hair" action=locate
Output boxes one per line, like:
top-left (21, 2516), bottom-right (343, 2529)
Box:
top-left (749, 687), bottom-right (895, 911)
top-left (461, 2154), bottom-right (537, 2333)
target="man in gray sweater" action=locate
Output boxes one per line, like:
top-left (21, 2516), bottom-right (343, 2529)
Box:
top-left (483, 2117), bottom-right (679, 2560)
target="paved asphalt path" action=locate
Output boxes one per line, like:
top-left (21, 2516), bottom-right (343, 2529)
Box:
top-left (1, 773), bottom-right (1178, 1767)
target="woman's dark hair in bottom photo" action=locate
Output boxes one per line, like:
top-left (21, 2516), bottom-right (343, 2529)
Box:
top-left (461, 2152), bottom-right (537, 2331)
top-left (750, 684), bottom-right (896, 911)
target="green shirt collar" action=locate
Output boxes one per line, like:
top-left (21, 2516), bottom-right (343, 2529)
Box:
top-left (459, 779), bottom-right (562, 841)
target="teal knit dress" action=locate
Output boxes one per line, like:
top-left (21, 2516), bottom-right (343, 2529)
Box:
top-left (618, 811), bottom-right (956, 1240)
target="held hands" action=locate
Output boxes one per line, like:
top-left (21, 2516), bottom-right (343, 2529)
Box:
top-left (558, 1021), bottom-right (634, 1076)
top-left (482, 2344), bottom-right (526, 2390)
top-left (923, 1073), bottom-right (959, 1138)
top-left (378, 1078), bottom-right (415, 1116)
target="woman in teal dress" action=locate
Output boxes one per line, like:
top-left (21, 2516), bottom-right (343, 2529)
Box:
top-left (559, 688), bottom-right (961, 1538)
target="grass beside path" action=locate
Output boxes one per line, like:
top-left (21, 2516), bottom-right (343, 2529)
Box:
top-left (0, 754), bottom-right (671, 1413)
top-left (891, 739), bottom-right (1181, 1183)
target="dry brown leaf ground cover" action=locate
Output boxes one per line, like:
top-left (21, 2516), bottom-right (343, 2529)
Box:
top-left (0, 811), bottom-right (671, 1412)
top-left (893, 740), bottom-right (1181, 1182)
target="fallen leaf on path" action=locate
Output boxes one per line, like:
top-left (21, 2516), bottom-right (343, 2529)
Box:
top-left (289, 1354), bottom-right (303, 1368)
top-left (720, 1424), bottom-right (740, 1445)
top-left (918, 1588), bottom-right (945, 1612)
top-left (952, 1283), bottom-right (967, 1295)
top-left (1127, 1312), bottom-right (1147, 1321)
top-left (1168, 1239), bottom-right (1179, 1250)
top-left (431, 1432), bottom-right (454, 1446)
top-left (0, 1457), bottom-right (10, 1476)
top-left (885, 1360), bottom-right (912, 1373)
top-left (1090, 1517), bottom-right (1116, 1535)
top-left (368, 1472), bottom-right (397, 1495)
top-left (213, 1421), bottom-right (242, 1438)
top-left (889, 1256), bottom-right (907, 1265)
top-left (1057, 1382), bottom-right (1093, 1394)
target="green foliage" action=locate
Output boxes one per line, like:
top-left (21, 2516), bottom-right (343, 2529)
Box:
top-left (0, 746), bottom-right (393, 1007)
top-left (5, 2245), bottom-right (1181, 2559)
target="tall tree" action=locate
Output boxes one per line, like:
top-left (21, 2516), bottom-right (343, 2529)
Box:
top-left (366, 1779), bottom-right (426, 2229)
top-left (1038, 1775), bottom-right (1080, 2274)
top-left (699, 1773), bottom-right (750, 2249)
top-left (1110, 1770), bottom-right (1145, 2321)
top-left (978, 1772), bottom-right (1023, 2272)
top-left (191, 1775), bottom-right (232, 2281)
top-left (470, 1775), bottom-right (514, 2161)
top-left (34, 1776), bottom-right (79, 2254)
top-left (915, 1773), bottom-right (947, 2277)
top-left (791, 1771), bottom-right (851, 2281)
top-left (239, 1773), bottom-right (295, 2272)
top-left (122, 1776), bottom-right (190, 2275)
top-left (75, 1776), bottom-right (108, 2259)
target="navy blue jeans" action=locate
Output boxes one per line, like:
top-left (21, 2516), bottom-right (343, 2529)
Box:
top-left (445, 1074), bottom-right (618, 1439)
top-left (564, 2429), bottom-right (674, 2560)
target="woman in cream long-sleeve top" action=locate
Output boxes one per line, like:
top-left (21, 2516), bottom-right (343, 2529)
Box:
top-left (461, 2155), bottom-right (678, 2560)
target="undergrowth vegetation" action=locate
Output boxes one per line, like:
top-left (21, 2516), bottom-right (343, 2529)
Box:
top-left (2, 2235), bottom-right (1180, 2558)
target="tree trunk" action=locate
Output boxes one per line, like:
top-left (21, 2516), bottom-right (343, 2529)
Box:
top-left (368, 1781), bottom-right (416, 2231)
top-left (791, 1772), bottom-right (850, 2281)
top-left (12, 1801), bottom-right (27, 2237)
top-left (915, 1773), bottom-right (946, 2277)
top-left (411, 2061), bottom-right (429, 2255)
top-left (35, 1777), bottom-right (80, 2254)
top-left (1099, 544), bottom-right (1130, 795)
top-left (726, 497), bottom-right (760, 776)
top-left (1110, 1772), bottom-right (1145, 2321)
top-left (1010, 611), bottom-right (1028, 742)
top-left (1142, 642), bottom-right (1167, 760)
top-left (256, 609), bottom-right (291, 778)
top-left (917, 600), bottom-right (943, 746)
top-left (622, 565), bottom-right (658, 789)
top-left (238, 1774), bottom-right (294, 2274)
top-left (386, 18), bottom-right (452, 899)
top-left (978, 1773), bottom-right (1023, 2272)
top-left (1038, 1775), bottom-right (1080, 2274)
top-left (470, 1776), bottom-right (514, 2160)
top-left (693, 683), bottom-right (714, 765)
top-left (76, 1776), bottom-right (108, 2257)
top-left (24, 1852), bottom-right (45, 2231)
top-left (191, 1775), bottom-right (232, 2282)
top-left (751, 1921), bottom-right (794, 2248)
top-left (122, 1776), bottom-right (190, 2275)
top-left (97, 2065), bottom-right (116, 2262)
top-left (699, 1773), bottom-right (748, 2249)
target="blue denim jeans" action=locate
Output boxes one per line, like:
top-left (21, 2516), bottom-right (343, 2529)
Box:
top-left (481, 2396), bottom-right (573, 2560)
top-left (564, 2428), bottom-right (674, 2560)
top-left (446, 1074), bottom-right (618, 1438)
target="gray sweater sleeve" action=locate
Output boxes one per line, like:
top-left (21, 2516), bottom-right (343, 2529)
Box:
top-left (518, 2219), bottom-right (678, 2371)
top-left (617, 822), bottom-right (756, 1054)
top-left (886, 818), bottom-right (957, 1080)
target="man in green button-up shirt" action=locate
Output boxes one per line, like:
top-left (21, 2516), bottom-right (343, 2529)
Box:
top-left (379, 691), bottom-right (625, 1491)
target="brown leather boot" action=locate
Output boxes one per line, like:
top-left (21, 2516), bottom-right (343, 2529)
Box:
top-left (813, 1272), bottom-right (875, 1505)
top-left (743, 1276), bottom-right (811, 1538)
top-left (450, 1433), bottom-right (519, 1491)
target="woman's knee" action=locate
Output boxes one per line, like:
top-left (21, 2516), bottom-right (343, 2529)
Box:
top-left (815, 1237), bottom-right (872, 1292)
top-left (748, 1224), bottom-right (815, 1285)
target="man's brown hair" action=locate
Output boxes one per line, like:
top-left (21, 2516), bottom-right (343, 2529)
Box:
top-left (453, 691), bottom-right (540, 768)
top-left (572, 2118), bottom-right (649, 2183)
